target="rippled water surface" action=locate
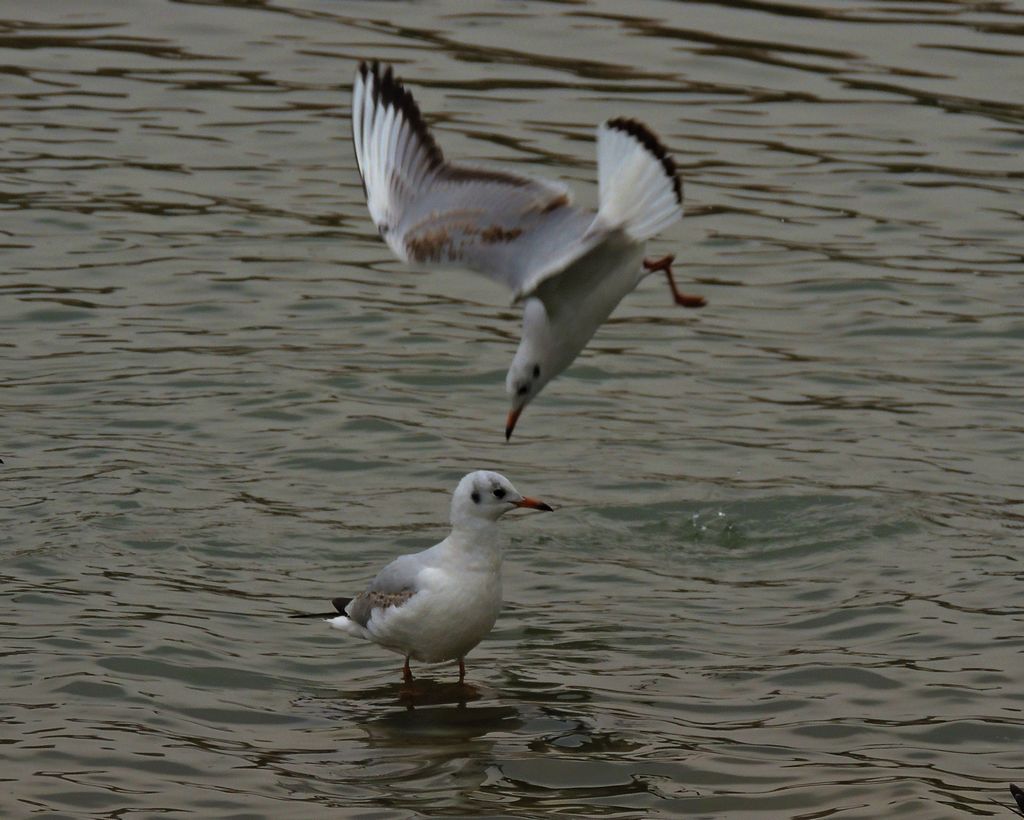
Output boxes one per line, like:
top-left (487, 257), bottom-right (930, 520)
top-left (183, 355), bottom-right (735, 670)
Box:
top-left (4, 1), bottom-right (1024, 817)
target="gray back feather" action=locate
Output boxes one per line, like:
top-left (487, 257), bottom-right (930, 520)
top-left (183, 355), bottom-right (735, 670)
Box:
top-left (344, 552), bottom-right (424, 627)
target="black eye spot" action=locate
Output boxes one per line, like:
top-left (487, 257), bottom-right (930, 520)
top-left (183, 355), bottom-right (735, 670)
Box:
top-left (517, 384), bottom-right (529, 396)
top-left (471, 491), bottom-right (480, 503)
top-left (493, 487), bottom-right (506, 499)
top-left (532, 364), bottom-right (540, 379)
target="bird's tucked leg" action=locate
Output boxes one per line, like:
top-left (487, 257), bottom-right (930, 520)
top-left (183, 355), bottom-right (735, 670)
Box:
top-left (402, 657), bottom-right (414, 685)
top-left (643, 254), bottom-right (706, 308)
top-left (458, 657), bottom-right (466, 685)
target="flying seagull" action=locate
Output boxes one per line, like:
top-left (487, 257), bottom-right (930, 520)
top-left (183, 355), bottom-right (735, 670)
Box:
top-left (351, 60), bottom-right (703, 439)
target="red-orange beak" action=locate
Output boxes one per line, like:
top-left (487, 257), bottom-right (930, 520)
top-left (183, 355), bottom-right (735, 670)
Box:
top-left (505, 406), bottom-right (523, 441)
top-left (514, 496), bottom-right (553, 512)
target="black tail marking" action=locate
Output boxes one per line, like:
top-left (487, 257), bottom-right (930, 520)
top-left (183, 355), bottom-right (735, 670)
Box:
top-left (289, 597), bottom-right (351, 619)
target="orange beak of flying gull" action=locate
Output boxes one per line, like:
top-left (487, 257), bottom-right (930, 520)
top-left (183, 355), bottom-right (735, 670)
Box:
top-left (505, 407), bottom-right (523, 441)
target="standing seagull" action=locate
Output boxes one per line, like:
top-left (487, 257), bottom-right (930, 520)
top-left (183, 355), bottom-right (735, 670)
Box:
top-left (292, 471), bottom-right (552, 685)
top-left (351, 61), bottom-right (704, 439)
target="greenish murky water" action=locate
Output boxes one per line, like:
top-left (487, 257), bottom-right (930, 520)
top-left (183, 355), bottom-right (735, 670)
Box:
top-left (3, 1), bottom-right (1023, 817)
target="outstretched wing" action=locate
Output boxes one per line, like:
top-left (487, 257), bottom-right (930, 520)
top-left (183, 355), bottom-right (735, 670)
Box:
top-left (352, 61), bottom-right (604, 300)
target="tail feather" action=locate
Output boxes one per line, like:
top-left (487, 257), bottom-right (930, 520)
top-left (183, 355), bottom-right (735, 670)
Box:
top-left (289, 597), bottom-right (352, 619)
top-left (596, 117), bottom-right (682, 242)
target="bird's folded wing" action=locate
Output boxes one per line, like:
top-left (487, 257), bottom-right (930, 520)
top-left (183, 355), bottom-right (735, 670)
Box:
top-left (346, 589), bottom-right (414, 627)
top-left (353, 61), bottom-right (608, 300)
top-left (343, 552), bottom-right (422, 627)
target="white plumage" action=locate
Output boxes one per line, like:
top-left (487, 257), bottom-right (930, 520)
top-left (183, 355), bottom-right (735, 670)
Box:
top-left (294, 471), bottom-right (552, 685)
top-left (351, 61), bottom-right (702, 438)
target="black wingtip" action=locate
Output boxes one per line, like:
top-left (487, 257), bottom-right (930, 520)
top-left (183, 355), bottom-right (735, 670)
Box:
top-left (355, 59), bottom-right (444, 170)
top-left (606, 117), bottom-right (682, 205)
top-left (290, 598), bottom-right (351, 619)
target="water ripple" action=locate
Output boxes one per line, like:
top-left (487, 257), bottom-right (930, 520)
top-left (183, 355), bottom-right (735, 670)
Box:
top-left (3, 0), bottom-right (1024, 817)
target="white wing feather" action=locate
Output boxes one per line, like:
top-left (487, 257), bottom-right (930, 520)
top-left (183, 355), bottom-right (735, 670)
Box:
top-left (596, 118), bottom-right (683, 241)
top-left (351, 63), bottom-right (683, 301)
top-left (352, 61), bottom-right (602, 299)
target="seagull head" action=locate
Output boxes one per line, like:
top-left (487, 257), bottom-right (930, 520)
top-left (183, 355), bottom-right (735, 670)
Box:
top-left (451, 470), bottom-right (553, 527)
top-left (505, 357), bottom-right (553, 441)
top-left (505, 299), bottom-right (565, 440)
